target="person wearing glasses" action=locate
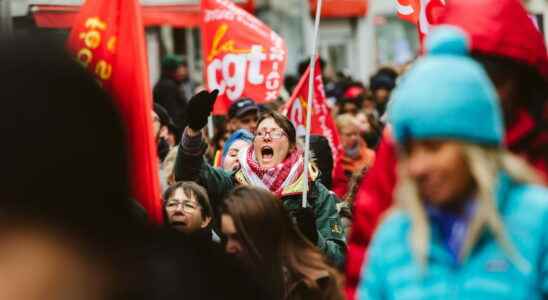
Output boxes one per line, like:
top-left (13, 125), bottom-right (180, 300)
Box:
top-left (175, 92), bottom-right (346, 268)
top-left (163, 181), bottom-right (213, 240)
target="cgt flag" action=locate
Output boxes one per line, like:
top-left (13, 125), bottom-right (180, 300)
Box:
top-left (284, 57), bottom-right (342, 164)
top-left (396, 0), bottom-right (446, 44)
top-left (67, 0), bottom-right (162, 223)
top-left (202, 0), bottom-right (288, 115)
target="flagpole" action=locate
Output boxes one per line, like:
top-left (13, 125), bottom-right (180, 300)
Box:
top-left (302, 0), bottom-right (323, 208)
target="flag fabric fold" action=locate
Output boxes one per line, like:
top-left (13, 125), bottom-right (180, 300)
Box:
top-left (67, 0), bottom-right (163, 223)
top-left (284, 57), bottom-right (342, 167)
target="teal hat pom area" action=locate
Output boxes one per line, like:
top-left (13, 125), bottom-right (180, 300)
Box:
top-left (388, 26), bottom-right (504, 147)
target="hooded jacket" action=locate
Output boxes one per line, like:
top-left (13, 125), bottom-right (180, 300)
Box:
top-left (359, 173), bottom-right (548, 300)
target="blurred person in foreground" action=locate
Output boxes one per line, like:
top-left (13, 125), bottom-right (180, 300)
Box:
top-left (0, 33), bottom-right (141, 300)
top-left (0, 33), bottom-right (264, 300)
top-left (175, 93), bottom-right (346, 268)
top-left (345, 1), bottom-right (548, 298)
top-left (358, 27), bottom-right (547, 299)
top-left (221, 186), bottom-right (344, 300)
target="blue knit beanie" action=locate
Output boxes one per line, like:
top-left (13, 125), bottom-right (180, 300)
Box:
top-left (222, 129), bottom-right (254, 159)
top-left (388, 26), bottom-right (504, 146)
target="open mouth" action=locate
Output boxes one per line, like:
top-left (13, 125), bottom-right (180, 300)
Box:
top-left (261, 146), bottom-right (274, 161)
top-left (171, 221), bottom-right (186, 227)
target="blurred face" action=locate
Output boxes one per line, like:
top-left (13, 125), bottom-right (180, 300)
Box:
top-left (404, 140), bottom-right (475, 209)
top-left (231, 110), bottom-right (258, 133)
top-left (175, 65), bottom-right (189, 81)
top-left (221, 214), bottom-right (246, 260)
top-left (165, 189), bottom-right (210, 234)
top-left (0, 227), bottom-right (107, 300)
top-left (342, 102), bottom-right (358, 115)
top-left (374, 88), bottom-right (390, 105)
top-left (222, 140), bottom-right (250, 172)
top-left (254, 118), bottom-right (290, 169)
top-left (151, 111), bottom-right (161, 139)
top-left (340, 123), bottom-right (361, 150)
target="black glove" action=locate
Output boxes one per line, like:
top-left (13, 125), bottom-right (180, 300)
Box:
top-left (185, 89), bottom-right (219, 130)
top-left (291, 207), bottom-right (319, 245)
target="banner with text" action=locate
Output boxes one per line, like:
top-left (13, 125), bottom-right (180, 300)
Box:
top-left (201, 0), bottom-right (288, 115)
top-left (396, 0), bottom-right (446, 45)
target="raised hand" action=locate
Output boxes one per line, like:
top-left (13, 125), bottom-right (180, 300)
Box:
top-left (186, 89), bottom-right (219, 131)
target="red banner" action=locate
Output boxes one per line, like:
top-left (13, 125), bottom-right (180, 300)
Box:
top-left (396, 0), bottom-right (446, 44)
top-left (67, 0), bottom-right (162, 223)
top-left (201, 0), bottom-right (288, 115)
top-left (284, 57), bottom-right (342, 163)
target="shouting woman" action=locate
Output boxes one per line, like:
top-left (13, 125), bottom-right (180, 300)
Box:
top-left (174, 94), bottom-right (346, 268)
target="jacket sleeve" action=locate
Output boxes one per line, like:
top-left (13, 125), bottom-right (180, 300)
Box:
top-left (174, 129), bottom-right (235, 209)
top-left (345, 128), bottom-right (397, 300)
top-left (313, 181), bottom-right (347, 269)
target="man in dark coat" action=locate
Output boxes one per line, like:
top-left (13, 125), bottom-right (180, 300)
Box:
top-left (153, 54), bottom-right (188, 130)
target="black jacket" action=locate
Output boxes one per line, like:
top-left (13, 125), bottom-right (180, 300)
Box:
top-left (153, 76), bottom-right (188, 129)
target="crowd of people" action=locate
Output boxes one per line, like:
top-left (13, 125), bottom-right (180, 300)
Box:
top-left (2, 0), bottom-right (547, 299)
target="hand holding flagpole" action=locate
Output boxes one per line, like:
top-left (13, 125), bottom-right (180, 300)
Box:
top-left (302, 0), bottom-right (323, 208)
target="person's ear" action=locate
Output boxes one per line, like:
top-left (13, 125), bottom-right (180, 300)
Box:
top-left (201, 216), bottom-right (212, 228)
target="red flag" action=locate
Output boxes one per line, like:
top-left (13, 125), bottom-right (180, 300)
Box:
top-left (67, 0), bottom-right (162, 223)
top-left (396, 0), bottom-right (446, 44)
top-left (201, 0), bottom-right (288, 115)
top-left (284, 57), bottom-right (342, 164)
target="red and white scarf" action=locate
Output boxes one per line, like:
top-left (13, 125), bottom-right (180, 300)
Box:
top-left (238, 145), bottom-right (304, 196)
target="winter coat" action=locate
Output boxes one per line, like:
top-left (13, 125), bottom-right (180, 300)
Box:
top-left (153, 76), bottom-right (187, 129)
top-left (174, 136), bottom-right (347, 268)
top-left (358, 172), bottom-right (548, 300)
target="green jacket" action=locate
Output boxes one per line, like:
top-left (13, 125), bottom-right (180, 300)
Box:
top-left (174, 138), bottom-right (346, 267)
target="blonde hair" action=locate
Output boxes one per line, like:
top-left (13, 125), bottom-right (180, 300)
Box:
top-left (396, 142), bottom-right (542, 272)
top-left (335, 114), bottom-right (359, 131)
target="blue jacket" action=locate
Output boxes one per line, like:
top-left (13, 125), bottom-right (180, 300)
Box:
top-left (358, 173), bottom-right (548, 300)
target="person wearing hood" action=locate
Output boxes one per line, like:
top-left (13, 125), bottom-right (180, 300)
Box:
top-left (358, 27), bottom-right (548, 300)
top-left (221, 129), bottom-right (254, 172)
top-left (174, 91), bottom-right (346, 268)
top-left (345, 1), bottom-right (548, 298)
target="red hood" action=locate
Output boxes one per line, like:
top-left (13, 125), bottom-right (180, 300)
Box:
top-left (439, 0), bottom-right (548, 80)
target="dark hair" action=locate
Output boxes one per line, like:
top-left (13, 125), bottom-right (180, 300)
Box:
top-left (164, 182), bottom-right (213, 220)
top-left (220, 186), bottom-right (342, 298)
top-left (256, 111), bottom-right (297, 146)
top-left (472, 53), bottom-right (547, 124)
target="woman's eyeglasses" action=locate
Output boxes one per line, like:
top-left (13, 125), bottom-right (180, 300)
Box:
top-left (166, 200), bottom-right (201, 213)
top-left (256, 129), bottom-right (286, 140)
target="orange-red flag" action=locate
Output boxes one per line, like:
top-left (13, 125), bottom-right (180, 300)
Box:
top-left (396, 0), bottom-right (446, 45)
top-left (201, 0), bottom-right (288, 115)
top-left (67, 0), bottom-right (162, 223)
top-left (284, 57), bottom-right (342, 164)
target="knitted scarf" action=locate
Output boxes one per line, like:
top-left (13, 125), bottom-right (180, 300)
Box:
top-left (240, 145), bottom-right (304, 196)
